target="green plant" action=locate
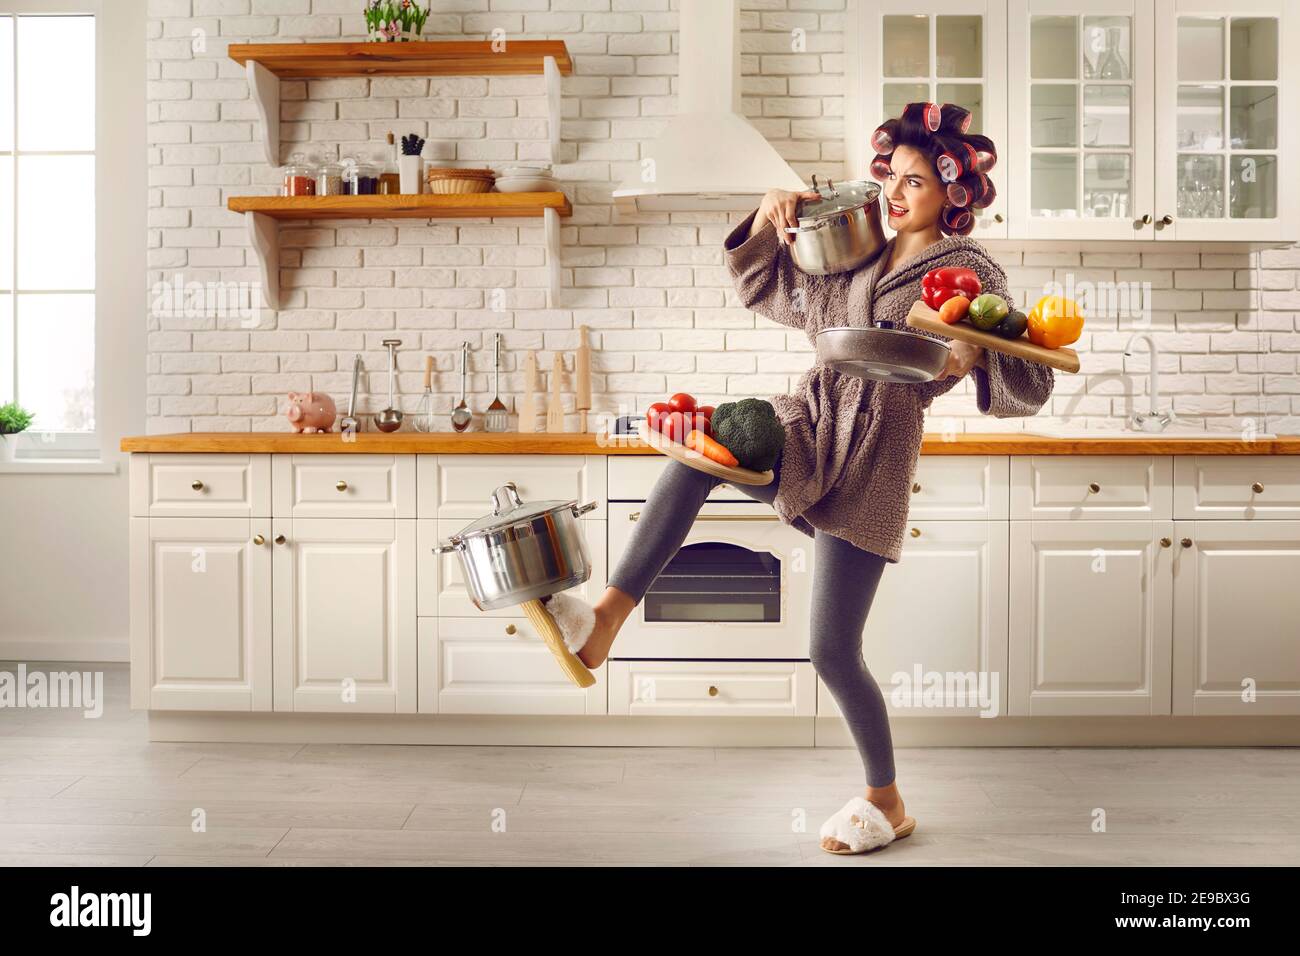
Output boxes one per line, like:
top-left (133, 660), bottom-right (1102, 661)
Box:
top-left (710, 398), bottom-right (786, 471)
top-left (364, 1), bottom-right (431, 37)
top-left (0, 401), bottom-right (35, 436)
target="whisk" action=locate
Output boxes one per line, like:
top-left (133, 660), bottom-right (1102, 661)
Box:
top-left (413, 355), bottom-right (435, 432)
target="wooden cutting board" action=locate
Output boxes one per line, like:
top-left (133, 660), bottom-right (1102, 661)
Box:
top-left (905, 301), bottom-right (1081, 373)
top-left (636, 421), bottom-right (774, 487)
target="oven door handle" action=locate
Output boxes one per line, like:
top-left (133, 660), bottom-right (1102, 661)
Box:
top-left (628, 511), bottom-right (782, 522)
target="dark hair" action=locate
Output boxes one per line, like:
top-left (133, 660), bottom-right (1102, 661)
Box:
top-left (868, 103), bottom-right (997, 236)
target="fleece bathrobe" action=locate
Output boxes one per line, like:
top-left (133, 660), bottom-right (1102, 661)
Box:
top-left (723, 210), bottom-right (1055, 563)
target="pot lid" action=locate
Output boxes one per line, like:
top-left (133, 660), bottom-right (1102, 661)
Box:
top-left (797, 176), bottom-right (880, 219)
top-left (452, 482), bottom-right (575, 538)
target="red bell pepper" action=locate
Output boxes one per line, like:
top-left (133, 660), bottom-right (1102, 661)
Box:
top-left (921, 267), bottom-right (982, 310)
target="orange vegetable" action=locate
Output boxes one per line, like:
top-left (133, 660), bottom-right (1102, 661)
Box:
top-left (937, 295), bottom-right (971, 325)
top-left (687, 429), bottom-right (739, 468)
top-left (1026, 295), bottom-right (1085, 350)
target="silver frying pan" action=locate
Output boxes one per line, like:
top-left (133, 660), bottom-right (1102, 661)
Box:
top-left (816, 324), bottom-right (951, 384)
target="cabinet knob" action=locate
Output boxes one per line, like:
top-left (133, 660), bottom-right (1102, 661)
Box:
top-left (191, 479), bottom-right (204, 491)
top-left (274, 534), bottom-right (287, 545)
top-left (629, 511), bottom-right (640, 522)
top-left (993, 213), bottom-right (1004, 224)
top-left (336, 480), bottom-right (348, 492)
top-left (708, 685), bottom-right (719, 697)
top-left (1181, 537), bottom-right (1193, 548)
top-left (910, 527), bottom-right (921, 537)
top-left (505, 624), bottom-right (517, 635)
top-left (1159, 537), bottom-right (1171, 548)
top-left (253, 534), bottom-right (265, 546)
top-left (911, 482), bottom-right (922, 494)
top-left (1138, 213), bottom-right (1152, 226)
top-left (1159, 215), bottom-right (1174, 226)
top-left (1252, 481), bottom-right (1264, 493)
top-left (1088, 482), bottom-right (1101, 494)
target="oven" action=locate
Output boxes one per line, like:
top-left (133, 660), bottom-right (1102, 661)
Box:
top-left (607, 500), bottom-right (813, 659)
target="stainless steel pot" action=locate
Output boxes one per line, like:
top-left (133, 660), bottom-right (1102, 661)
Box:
top-left (437, 482), bottom-right (598, 611)
top-left (784, 176), bottom-right (886, 276)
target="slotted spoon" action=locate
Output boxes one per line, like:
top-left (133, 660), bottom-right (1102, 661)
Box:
top-left (485, 332), bottom-right (508, 432)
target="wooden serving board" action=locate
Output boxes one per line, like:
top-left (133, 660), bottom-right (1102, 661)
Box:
top-left (905, 301), bottom-right (1081, 373)
top-left (636, 421), bottom-right (774, 487)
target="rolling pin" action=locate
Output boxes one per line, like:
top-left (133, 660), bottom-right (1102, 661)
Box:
top-left (575, 325), bottom-right (592, 433)
top-left (546, 353), bottom-right (565, 433)
top-left (518, 351), bottom-right (539, 433)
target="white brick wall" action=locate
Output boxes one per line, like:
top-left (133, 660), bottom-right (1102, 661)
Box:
top-left (145, 0), bottom-right (1300, 435)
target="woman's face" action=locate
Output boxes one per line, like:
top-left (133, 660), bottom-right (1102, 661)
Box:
top-left (882, 144), bottom-right (946, 234)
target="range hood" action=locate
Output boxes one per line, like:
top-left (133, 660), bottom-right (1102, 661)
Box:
top-left (612, 0), bottom-right (806, 214)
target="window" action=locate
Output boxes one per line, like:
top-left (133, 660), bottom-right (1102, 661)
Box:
top-left (0, 10), bottom-right (97, 457)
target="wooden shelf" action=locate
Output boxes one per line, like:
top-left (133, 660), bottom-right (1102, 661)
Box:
top-left (227, 40), bottom-right (574, 78)
top-left (228, 192), bottom-right (572, 220)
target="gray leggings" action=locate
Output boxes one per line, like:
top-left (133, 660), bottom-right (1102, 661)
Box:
top-left (607, 454), bottom-right (897, 788)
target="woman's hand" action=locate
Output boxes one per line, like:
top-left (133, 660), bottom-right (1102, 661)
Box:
top-left (753, 188), bottom-right (822, 243)
top-left (941, 340), bottom-right (986, 380)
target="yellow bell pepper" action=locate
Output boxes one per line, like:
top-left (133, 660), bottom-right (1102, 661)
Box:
top-left (1026, 295), bottom-right (1084, 350)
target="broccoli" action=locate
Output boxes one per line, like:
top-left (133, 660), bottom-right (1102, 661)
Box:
top-left (711, 398), bottom-right (786, 471)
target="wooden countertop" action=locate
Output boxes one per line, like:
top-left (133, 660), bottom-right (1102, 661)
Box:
top-left (120, 431), bottom-right (1300, 456)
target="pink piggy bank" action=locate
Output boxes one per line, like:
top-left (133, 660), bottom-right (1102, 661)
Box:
top-left (285, 391), bottom-right (337, 433)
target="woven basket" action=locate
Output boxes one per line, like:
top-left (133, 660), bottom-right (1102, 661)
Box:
top-left (425, 167), bottom-right (496, 195)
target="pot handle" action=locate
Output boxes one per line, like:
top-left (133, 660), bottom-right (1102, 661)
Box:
top-left (784, 219), bottom-right (830, 234)
top-left (491, 482), bottom-right (524, 516)
top-left (573, 501), bottom-right (598, 518)
top-left (435, 540), bottom-right (461, 554)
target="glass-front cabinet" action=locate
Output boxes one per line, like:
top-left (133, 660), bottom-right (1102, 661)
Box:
top-left (849, 0), bottom-right (1009, 238)
top-left (1154, 0), bottom-right (1293, 241)
top-left (854, 1), bottom-right (1297, 241)
top-left (1008, 0), bottom-right (1155, 239)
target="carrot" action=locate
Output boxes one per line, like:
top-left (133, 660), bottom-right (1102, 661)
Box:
top-left (687, 429), bottom-right (739, 468)
top-left (938, 294), bottom-right (971, 325)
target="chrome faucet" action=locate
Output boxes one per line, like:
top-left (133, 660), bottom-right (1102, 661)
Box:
top-left (1123, 331), bottom-right (1174, 432)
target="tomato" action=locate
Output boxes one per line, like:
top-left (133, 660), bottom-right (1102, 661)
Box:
top-left (667, 392), bottom-right (696, 414)
top-left (688, 412), bottom-right (711, 439)
top-left (696, 405), bottom-right (715, 420)
top-left (646, 401), bottom-right (670, 433)
top-left (657, 410), bottom-right (688, 443)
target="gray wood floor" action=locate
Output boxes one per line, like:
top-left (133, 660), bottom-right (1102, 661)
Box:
top-left (2, 662), bottom-right (1299, 866)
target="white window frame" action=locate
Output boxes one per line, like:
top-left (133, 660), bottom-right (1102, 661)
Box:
top-left (1, 0), bottom-right (102, 460)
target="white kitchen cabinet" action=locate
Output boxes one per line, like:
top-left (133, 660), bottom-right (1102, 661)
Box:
top-left (1154, 0), bottom-right (1297, 240)
top-left (1174, 455), bottom-right (1300, 519)
top-left (129, 517), bottom-right (273, 711)
top-left (907, 455), bottom-right (1009, 519)
top-left (423, 454), bottom-right (606, 520)
top-left (419, 616), bottom-right (607, 716)
top-left (1009, 519), bottom-right (1174, 715)
top-left (1172, 520), bottom-right (1300, 715)
top-left (1012, 454), bottom-right (1172, 519)
top-left (817, 519), bottom-right (1009, 719)
top-left (608, 661), bottom-right (817, 717)
top-left (272, 454), bottom-right (415, 519)
top-left (848, 0), bottom-right (1009, 238)
top-left (271, 517), bottom-right (416, 713)
top-left (130, 453), bottom-right (271, 518)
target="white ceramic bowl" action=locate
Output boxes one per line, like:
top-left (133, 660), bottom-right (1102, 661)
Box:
top-left (494, 175), bottom-right (560, 193)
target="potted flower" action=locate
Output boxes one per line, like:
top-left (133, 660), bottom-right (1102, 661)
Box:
top-left (0, 401), bottom-right (34, 463)
top-left (364, 1), bottom-right (431, 43)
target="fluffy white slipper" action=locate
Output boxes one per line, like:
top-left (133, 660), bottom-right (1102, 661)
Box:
top-left (540, 591), bottom-right (596, 654)
top-left (818, 797), bottom-right (914, 855)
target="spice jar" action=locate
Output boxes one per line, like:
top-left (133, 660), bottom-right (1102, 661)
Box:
top-left (316, 155), bottom-right (347, 196)
top-left (346, 157), bottom-right (380, 196)
top-left (281, 153), bottom-right (316, 197)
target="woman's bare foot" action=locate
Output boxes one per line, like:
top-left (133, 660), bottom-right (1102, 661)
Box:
top-left (576, 586), bottom-right (636, 669)
top-left (820, 782), bottom-right (908, 853)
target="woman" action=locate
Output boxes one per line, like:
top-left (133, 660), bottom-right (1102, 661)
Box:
top-left (567, 104), bottom-right (1054, 854)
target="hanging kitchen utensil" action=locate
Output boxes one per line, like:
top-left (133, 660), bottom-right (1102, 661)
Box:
top-left (784, 177), bottom-right (887, 276)
top-left (575, 324), bottom-right (592, 433)
top-left (485, 332), bottom-right (508, 432)
top-left (546, 353), bottom-right (565, 433)
top-left (413, 355), bottom-right (435, 432)
top-left (437, 481), bottom-right (599, 688)
top-left (339, 353), bottom-right (363, 434)
top-left (517, 351), bottom-right (539, 434)
top-left (451, 340), bottom-right (473, 432)
top-left (374, 339), bottom-right (403, 432)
